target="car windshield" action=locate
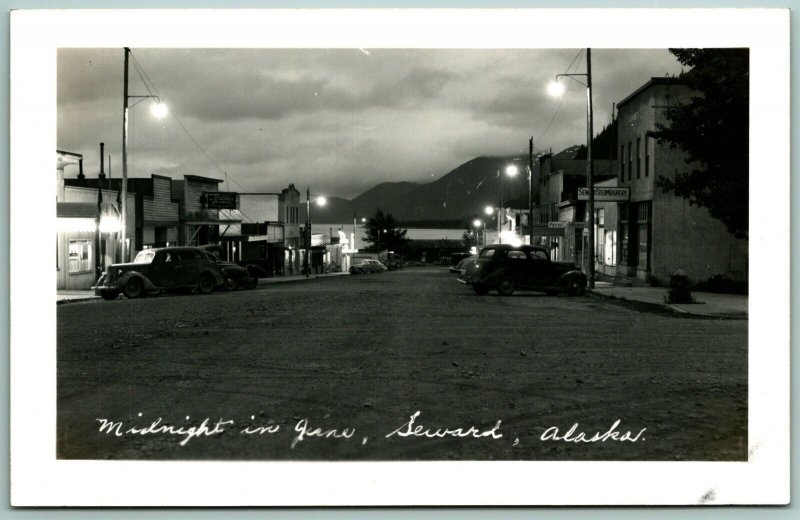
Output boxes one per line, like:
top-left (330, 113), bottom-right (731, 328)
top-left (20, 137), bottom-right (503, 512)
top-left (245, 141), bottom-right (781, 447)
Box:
top-left (479, 249), bottom-right (496, 258)
top-left (133, 250), bottom-right (155, 264)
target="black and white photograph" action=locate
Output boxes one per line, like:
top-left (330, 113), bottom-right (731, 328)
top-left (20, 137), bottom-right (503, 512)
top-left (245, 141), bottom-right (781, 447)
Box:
top-left (9, 8), bottom-right (790, 506)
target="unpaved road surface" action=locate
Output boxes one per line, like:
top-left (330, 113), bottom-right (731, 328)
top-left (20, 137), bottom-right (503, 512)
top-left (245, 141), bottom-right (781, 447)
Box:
top-left (57, 267), bottom-right (747, 460)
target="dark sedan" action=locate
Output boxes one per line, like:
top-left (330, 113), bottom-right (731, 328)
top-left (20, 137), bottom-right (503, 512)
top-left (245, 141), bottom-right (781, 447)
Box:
top-left (461, 244), bottom-right (587, 296)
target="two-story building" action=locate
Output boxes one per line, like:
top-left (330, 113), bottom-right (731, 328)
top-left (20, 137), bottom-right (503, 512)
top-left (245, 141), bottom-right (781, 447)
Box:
top-left (615, 77), bottom-right (748, 285)
top-left (171, 175), bottom-right (242, 248)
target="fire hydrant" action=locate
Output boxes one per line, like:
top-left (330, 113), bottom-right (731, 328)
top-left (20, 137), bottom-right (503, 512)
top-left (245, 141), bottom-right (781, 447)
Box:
top-left (667, 269), bottom-right (692, 304)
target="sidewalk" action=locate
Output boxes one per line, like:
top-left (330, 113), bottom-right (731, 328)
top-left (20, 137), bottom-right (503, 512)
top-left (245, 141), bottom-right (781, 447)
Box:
top-left (589, 282), bottom-right (748, 319)
top-left (56, 271), bottom-right (351, 304)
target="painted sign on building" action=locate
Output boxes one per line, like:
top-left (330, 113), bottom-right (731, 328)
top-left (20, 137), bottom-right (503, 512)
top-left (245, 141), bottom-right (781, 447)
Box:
top-left (202, 191), bottom-right (239, 209)
top-left (577, 187), bottom-right (630, 202)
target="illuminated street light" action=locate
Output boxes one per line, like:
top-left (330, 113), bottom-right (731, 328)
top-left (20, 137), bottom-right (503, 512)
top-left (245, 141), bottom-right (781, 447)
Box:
top-left (547, 79), bottom-right (566, 97)
top-left (122, 47), bottom-right (169, 262)
top-left (499, 163), bottom-right (521, 243)
top-left (150, 101), bottom-right (168, 119)
top-left (304, 187), bottom-right (327, 278)
top-left (473, 219), bottom-right (483, 248)
top-left (484, 206), bottom-right (494, 216)
top-left (548, 48), bottom-right (596, 289)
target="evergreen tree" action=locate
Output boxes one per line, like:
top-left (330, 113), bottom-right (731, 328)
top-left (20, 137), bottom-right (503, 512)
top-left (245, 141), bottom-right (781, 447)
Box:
top-left (364, 210), bottom-right (409, 252)
top-left (649, 48), bottom-right (749, 239)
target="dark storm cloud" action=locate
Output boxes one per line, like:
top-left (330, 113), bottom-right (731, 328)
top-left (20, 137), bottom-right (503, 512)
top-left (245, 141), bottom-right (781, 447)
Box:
top-left (58, 48), bottom-right (683, 199)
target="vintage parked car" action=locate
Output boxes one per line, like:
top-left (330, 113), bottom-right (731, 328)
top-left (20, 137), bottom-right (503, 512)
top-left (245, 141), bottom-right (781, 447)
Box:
top-left (448, 252), bottom-right (474, 273)
top-left (460, 244), bottom-right (587, 296)
top-left (454, 256), bottom-right (477, 279)
top-left (349, 259), bottom-right (388, 274)
top-left (93, 246), bottom-right (225, 300)
top-left (200, 244), bottom-right (259, 291)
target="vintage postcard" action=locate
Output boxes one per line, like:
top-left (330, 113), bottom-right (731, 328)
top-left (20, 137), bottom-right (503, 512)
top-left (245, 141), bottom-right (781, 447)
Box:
top-left (9, 8), bottom-right (789, 506)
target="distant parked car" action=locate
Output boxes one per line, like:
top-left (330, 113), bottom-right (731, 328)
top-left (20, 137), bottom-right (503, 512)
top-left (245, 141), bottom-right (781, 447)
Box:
top-left (461, 245), bottom-right (586, 296)
top-left (453, 256), bottom-right (477, 278)
top-left (350, 259), bottom-right (387, 274)
top-left (449, 252), bottom-right (473, 272)
top-left (200, 244), bottom-right (258, 291)
top-left (93, 246), bottom-right (225, 300)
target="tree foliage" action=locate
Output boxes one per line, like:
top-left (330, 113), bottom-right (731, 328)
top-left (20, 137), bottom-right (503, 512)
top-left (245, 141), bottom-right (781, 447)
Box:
top-left (649, 48), bottom-right (749, 239)
top-left (461, 228), bottom-right (479, 249)
top-left (364, 209), bottom-right (409, 252)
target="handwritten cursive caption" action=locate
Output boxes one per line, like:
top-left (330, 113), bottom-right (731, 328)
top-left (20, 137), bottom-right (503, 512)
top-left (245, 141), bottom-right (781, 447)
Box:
top-left (94, 411), bottom-right (646, 448)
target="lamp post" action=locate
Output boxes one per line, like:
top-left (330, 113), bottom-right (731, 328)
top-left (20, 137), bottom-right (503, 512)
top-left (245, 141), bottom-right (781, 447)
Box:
top-left (304, 187), bottom-right (327, 278)
top-left (498, 165), bottom-right (519, 241)
top-left (548, 48), bottom-right (595, 289)
top-left (528, 138), bottom-right (534, 245)
top-left (473, 219), bottom-right (483, 249)
top-left (121, 47), bottom-right (168, 262)
top-left (484, 205), bottom-right (495, 244)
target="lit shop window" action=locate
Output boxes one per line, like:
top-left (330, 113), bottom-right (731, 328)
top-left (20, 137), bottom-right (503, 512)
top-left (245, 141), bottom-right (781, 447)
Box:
top-left (68, 239), bottom-right (92, 274)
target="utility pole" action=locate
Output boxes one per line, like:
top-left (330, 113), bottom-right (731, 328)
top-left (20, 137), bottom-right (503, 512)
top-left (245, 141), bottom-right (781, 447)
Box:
top-left (528, 138), bottom-right (534, 246)
top-left (121, 47), bottom-right (130, 263)
top-left (586, 48), bottom-right (596, 289)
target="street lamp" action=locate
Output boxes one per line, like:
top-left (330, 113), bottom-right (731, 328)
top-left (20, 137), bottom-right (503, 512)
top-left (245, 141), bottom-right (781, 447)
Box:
top-left (548, 48), bottom-right (595, 289)
top-left (122, 47), bottom-right (168, 263)
top-left (499, 164), bottom-right (519, 241)
top-left (304, 187), bottom-right (326, 278)
top-left (473, 219), bottom-right (483, 248)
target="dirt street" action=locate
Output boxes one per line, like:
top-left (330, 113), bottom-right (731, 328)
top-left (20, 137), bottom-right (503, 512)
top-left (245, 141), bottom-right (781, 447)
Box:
top-left (57, 267), bottom-right (747, 460)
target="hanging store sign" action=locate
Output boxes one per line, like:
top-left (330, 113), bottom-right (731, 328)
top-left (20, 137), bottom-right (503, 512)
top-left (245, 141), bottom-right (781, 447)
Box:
top-left (577, 187), bottom-right (630, 202)
top-left (202, 191), bottom-right (239, 209)
top-left (531, 225), bottom-right (565, 237)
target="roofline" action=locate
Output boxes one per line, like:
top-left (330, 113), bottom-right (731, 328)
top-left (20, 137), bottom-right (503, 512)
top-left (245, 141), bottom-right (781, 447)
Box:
top-left (183, 175), bottom-right (224, 183)
top-left (616, 77), bottom-right (685, 110)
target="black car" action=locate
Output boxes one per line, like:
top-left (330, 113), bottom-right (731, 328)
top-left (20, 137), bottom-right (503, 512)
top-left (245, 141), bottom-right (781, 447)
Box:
top-left (93, 246), bottom-right (225, 300)
top-left (461, 244), bottom-right (587, 296)
top-left (200, 245), bottom-right (259, 291)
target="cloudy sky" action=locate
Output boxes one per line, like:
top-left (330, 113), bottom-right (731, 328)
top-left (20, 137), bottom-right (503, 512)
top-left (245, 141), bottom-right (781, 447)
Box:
top-left (58, 48), bottom-right (683, 199)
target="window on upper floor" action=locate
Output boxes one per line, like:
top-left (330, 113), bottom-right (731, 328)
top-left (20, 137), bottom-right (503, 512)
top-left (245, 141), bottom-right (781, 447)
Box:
top-left (620, 144), bottom-right (625, 180)
top-left (636, 138), bottom-right (641, 179)
top-left (645, 135), bottom-right (650, 177)
top-left (628, 142), bottom-right (633, 181)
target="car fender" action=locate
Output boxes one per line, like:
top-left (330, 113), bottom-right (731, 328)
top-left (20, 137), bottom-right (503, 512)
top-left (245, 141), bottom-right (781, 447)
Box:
top-left (483, 267), bottom-right (511, 284)
top-left (554, 270), bottom-right (586, 289)
top-left (199, 268), bottom-right (225, 286)
top-left (118, 271), bottom-right (159, 291)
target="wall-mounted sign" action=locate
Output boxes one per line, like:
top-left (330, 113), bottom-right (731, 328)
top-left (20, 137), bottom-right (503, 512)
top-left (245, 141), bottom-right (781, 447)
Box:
top-left (202, 191), bottom-right (238, 209)
top-left (531, 225), bottom-right (565, 237)
top-left (577, 187), bottom-right (630, 202)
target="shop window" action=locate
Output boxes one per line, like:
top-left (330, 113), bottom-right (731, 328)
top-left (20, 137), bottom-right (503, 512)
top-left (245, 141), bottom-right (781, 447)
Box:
top-left (638, 224), bottom-right (649, 269)
top-left (604, 230), bottom-right (617, 266)
top-left (595, 209), bottom-right (605, 261)
top-left (68, 239), bottom-right (92, 274)
top-left (636, 201), bottom-right (651, 269)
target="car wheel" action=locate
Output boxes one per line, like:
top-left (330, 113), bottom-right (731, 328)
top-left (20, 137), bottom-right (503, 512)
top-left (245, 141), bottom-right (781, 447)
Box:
top-left (223, 276), bottom-right (238, 291)
top-left (473, 284), bottom-right (489, 295)
top-left (244, 277), bottom-right (258, 290)
top-left (123, 277), bottom-right (143, 299)
top-left (197, 273), bottom-right (215, 294)
top-left (100, 291), bottom-right (119, 301)
top-left (568, 277), bottom-right (587, 296)
top-left (497, 276), bottom-right (515, 296)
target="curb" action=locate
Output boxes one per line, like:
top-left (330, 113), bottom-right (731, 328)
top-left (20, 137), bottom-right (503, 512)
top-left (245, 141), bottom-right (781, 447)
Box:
top-left (56, 273), bottom-right (352, 303)
top-left (587, 290), bottom-right (747, 320)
